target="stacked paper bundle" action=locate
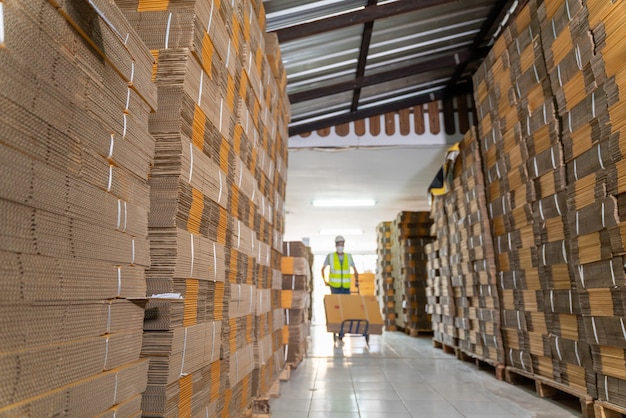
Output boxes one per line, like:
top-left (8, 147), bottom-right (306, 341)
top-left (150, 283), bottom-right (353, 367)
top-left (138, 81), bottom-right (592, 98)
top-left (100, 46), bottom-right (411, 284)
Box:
top-left (352, 272), bottom-right (376, 296)
top-left (376, 222), bottom-right (396, 331)
top-left (281, 241), bottom-right (312, 367)
top-left (0, 0), bottom-right (156, 415)
top-left (558, 0), bottom-right (626, 408)
top-left (427, 200), bottom-right (458, 347)
top-left (114, 0), bottom-right (289, 414)
top-left (391, 212), bottom-right (433, 333)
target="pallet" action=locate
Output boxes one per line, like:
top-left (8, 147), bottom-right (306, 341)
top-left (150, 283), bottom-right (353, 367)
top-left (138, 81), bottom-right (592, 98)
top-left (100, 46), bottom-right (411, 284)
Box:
top-left (398, 326), bottom-right (433, 337)
top-left (594, 400), bottom-right (626, 418)
top-left (432, 339), bottom-right (457, 355)
top-left (287, 355), bottom-right (303, 370)
top-left (505, 367), bottom-right (594, 418)
top-left (456, 349), bottom-right (505, 381)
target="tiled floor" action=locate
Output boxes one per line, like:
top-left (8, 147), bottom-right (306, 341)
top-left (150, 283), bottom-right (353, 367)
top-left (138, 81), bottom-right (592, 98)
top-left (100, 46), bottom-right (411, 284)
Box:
top-left (270, 292), bottom-right (581, 418)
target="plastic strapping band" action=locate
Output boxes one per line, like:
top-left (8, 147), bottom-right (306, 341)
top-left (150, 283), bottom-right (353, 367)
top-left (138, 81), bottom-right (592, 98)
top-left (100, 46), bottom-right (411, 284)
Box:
top-left (555, 336), bottom-right (563, 361)
top-left (123, 202), bottom-right (127, 232)
top-left (551, 147), bottom-right (556, 170)
top-left (239, 160), bottom-right (244, 188)
top-left (533, 64), bottom-right (540, 84)
top-left (527, 116), bottom-right (531, 136)
top-left (562, 240), bottom-right (568, 264)
top-left (516, 310), bottom-right (522, 330)
top-left (543, 244), bottom-right (547, 266)
top-left (516, 82), bottom-right (522, 99)
top-left (574, 340), bottom-right (581, 366)
top-left (187, 144), bottom-right (195, 183)
top-left (509, 348), bottom-right (514, 366)
top-left (573, 159), bottom-right (578, 181)
top-left (125, 88), bottom-right (131, 112)
top-left (0, 2), bottom-right (5, 48)
top-left (286, 309), bottom-right (290, 325)
top-left (130, 61), bottom-right (135, 83)
top-left (213, 243), bottom-right (217, 280)
top-left (251, 230), bottom-right (255, 250)
top-left (557, 64), bottom-right (563, 87)
top-left (551, 19), bottom-right (557, 40)
top-left (122, 114), bottom-right (127, 138)
top-left (218, 170), bottom-right (223, 204)
top-left (104, 337), bottom-right (110, 370)
top-left (117, 199), bottom-right (122, 230)
top-left (602, 202), bottom-right (606, 228)
top-left (515, 38), bottom-right (521, 55)
top-left (513, 271), bottom-right (517, 289)
top-left (180, 327), bottom-right (188, 376)
top-left (251, 185), bottom-right (256, 202)
top-left (576, 211), bottom-right (580, 236)
top-left (117, 266), bottom-right (122, 296)
top-left (226, 39), bottom-right (231, 69)
top-left (500, 272), bottom-right (505, 289)
top-left (508, 232), bottom-right (512, 252)
top-left (592, 317), bottom-right (599, 344)
top-left (605, 376), bottom-right (610, 402)
top-left (554, 194), bottom-right (562, 216)
top-left (534, 157), bottom-right (539, 178)
top-left (131, 238), bottom-right (136, 265)
top-left (592, 92), bottom-right (596, 118)
top-left (539, 199), bottom-right (545, 221)
top-left (108, 135), bottom-right (115, 159)
top-left (550, 290), bottom-right (555, 313)
top-left (165, 12), bottom-right (172, 48)
top-left (565, 0), bottom-right (572, 20)
top-left (569, 290), bottom-right (573, 314)
top-left (610, 259), bottom-right (616, 287)
top-left (520, 351), bottom-right (526, 372)
top-left (207, 0), bottom-right (215, 32)
top-left (190, 234), bottom-right (195, 277)
top-left (107, 303), bottom-right (112, 334)
top-left (87, 0), bottom-right (124, 42)
top-left (598, 144), bottom-right (605, 170)
top-left (107, 165), bottom-right (113, 192)
top-left (575, 45), bottom-right (582, 70)
top-left (113, 373), bottom-right (118, 404)
top-left (579, 265), bottom-right (586, 288)
top-left (569, 112), bottom-right (573, 133)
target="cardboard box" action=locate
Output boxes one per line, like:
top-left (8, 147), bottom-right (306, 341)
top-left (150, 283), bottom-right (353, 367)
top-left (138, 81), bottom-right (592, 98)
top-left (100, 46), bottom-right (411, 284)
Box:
top-left (323, 295), bottom-right (384, 335)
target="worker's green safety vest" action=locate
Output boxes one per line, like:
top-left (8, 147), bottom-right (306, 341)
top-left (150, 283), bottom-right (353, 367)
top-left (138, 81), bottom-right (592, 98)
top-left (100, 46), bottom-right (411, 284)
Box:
top-left (328, 253), bottom-right (351, 289)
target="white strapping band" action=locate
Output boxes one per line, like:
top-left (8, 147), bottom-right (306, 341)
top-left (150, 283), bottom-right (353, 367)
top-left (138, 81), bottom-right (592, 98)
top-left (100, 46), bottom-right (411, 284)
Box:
top-left (574, 340), bottom-right (581, 366)
top-left (539, 199), bottom-right (545, 221)
top-left (207, 0), bottom-right (215, 33)
top-left (108, 135), bottom-right (115, 159)
top-left (104, 337), bottom-right (110, 370)
top-left (107, 165), bottom-right (114, 192)
top-left (0, 2), bottom-right (5, 48)
top-left (117, 199), bottom-right (122, 230)
top-left (130, 61), bottom-right (135, 83)
top-left (117, 266), bottom-right (122, 296)
top-left (550, 290), bottom-right (555, 313)
top-left (598, 143), bottom-right (605, 170)
top-left (555, 336), bottom-right (563, 361)
top-left (562, 240), bottom-right (568, 264)
top-left (557, 64), bottom-right (563, 87)
top-left (520, 351), bottom-right (526, 372)
top-left (198, 71), bottom-right (204, 105)
top-left (602, 201), bottom-right (606, 228)
top-left (123, 202), bottom-right (127, 232)
top-left (565, 0), bottom-right (572, 20)
top-left (620, 318), bottom-right (626, 341)
top-left (122, 114), bottom-right (127, 138)
top-left (578, 265), bottom-right (586, 288)
top-left (569, 290), bottom-right (573, 314)
top-left (605, 375), bottom-right (610, 402)
top-left (131, 238), bottom-right (136, 265)
top-left (554, 193), bottom-right (562, 216)
top-left (113, 373), bottom-right (118, 404)
top-left (107, 303), bottom-right (112, 334)
top-left (125, 88), bottom-right (131, 112)
top-left (165, 12), bottom-right (173, 48)
top-left (610, 259), bottom-right (616, 287)
top-left (180, 327), bottom-right (188, 377)
top-left (591, 317), bottom-right (599, 344)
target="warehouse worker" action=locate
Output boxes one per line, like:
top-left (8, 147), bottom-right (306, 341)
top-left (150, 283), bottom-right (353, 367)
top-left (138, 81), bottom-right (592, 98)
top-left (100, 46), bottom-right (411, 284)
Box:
top-left (321, 235), bottom-right (359, 294)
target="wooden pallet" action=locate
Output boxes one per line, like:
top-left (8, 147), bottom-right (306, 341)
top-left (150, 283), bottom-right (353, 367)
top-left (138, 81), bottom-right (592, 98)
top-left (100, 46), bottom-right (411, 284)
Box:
top-left (456, 349), bottom-right (505, 381)
top-left (505, 367), bottom-right (594, 418)
top-left (594, 400), bottom-right (626, 418)
top-left (432, 339), bottom-right (456, 355)
top-left (398, 326), bottom-right (433, 337)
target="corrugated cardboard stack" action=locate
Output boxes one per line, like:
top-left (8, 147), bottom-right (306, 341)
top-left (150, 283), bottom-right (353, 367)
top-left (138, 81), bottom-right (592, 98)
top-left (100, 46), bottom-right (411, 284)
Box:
top-left (0, 0), bottom-right (155, 415)
top-left (114, 0), bottom-right (289, 415)
top-left (376, 221), bottom-right (396, 331)
top-left (552, 0), bottom-right (626, 408)
top-left (535, 0), bottom-right (595, 396)
top-left (352, 272), bottom-right (376, 296)
top-left (473, 6), bottom-right (541, 377)
top-left (391, 211), bottom-right (433, 333)
top-left (281, 241), bottom-right (311, 367)
top-left (427, 198), bottom-right (457, 347)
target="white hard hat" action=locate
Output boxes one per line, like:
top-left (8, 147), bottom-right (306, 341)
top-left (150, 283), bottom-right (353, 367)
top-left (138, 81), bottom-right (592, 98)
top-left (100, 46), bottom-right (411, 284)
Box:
top-left (335, 235), bottom-right (345, 243)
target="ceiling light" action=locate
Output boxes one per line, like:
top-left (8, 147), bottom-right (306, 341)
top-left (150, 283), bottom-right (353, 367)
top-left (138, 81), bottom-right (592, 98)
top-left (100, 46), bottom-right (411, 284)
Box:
top-left (319, 229), bottom-right (363, 236)
top-left (312, 199), bottom-right (376, 207)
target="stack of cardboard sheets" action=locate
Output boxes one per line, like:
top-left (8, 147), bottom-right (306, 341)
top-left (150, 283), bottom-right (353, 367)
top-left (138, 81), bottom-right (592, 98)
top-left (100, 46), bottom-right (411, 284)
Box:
top-left (376, 222), bottom-right (396, 331)
top-left (0, 0), bottom-right (156, 415)
top-left (281, 241), bottom-right (311, 367)
top-left (114, 0), bottom-right (289, 415)
top-left (390, 212), bottom-right (433, 333)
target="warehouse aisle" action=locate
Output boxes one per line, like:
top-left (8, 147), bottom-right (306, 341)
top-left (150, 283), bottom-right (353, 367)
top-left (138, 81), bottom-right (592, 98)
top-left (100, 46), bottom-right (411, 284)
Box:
top-left (269, 295), bottom-right (581, 418)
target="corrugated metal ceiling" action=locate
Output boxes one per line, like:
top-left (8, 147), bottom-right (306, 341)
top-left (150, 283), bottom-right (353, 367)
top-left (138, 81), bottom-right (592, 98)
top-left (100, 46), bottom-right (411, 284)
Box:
top-left (263, 0), bottom-right (522, 136)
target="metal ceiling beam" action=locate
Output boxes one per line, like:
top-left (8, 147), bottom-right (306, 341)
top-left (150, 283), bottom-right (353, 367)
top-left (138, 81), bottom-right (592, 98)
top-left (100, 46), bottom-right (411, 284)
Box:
top-left (288, 83), bottom-right (473, 137)
top-left (445, 0), bottom-right (519, 91)
top-left (351, 0), bottom-right (378, 112)
top-left (288, 50), bottom-right (472, 104)
top-left (273, 0), bottom-right (457, 43)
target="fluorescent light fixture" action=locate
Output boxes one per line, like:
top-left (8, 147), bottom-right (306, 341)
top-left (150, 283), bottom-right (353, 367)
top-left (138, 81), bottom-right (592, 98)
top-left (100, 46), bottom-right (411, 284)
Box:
top-left (319, 229), bottom-right (363, 236)
top-left (312, 199), bottom-right (376, 207)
